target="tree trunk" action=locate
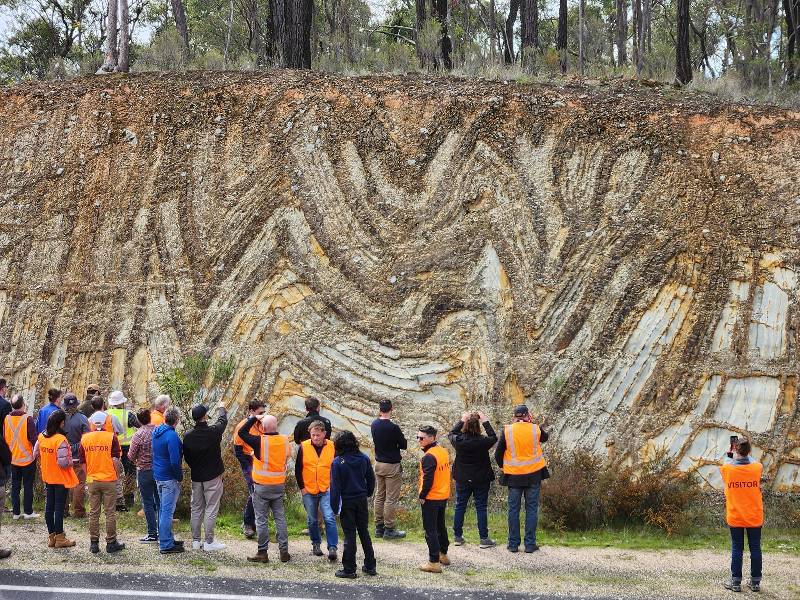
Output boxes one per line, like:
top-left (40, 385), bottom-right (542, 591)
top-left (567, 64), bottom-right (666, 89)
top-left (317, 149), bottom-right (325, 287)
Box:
top-left (171, 0), bottom-right (190, 50)
top-left (636, 0), bottom-right (650, 76)
top-left (631, 0), bottom-right (641, 69)
top-left (415, 0), bottom-right (426, 65)
top-left (520, 0), bottom-right (538, 53)
top-left (100, 0), bottom-right (119, 71)
top-left (118, 0), bottom-right (130, 72)
top-left (434, 0), bottom-right (452, 69)
top-left (224, 0), bottom-right (234, 66)
top-left (615, 0), bottom-right (627, 66)
top-left (249, 0), bottom-right (263, 64)
top-left (504, 0), bottom-right (519, 64)
top-left (270, 0), bottom-right (312, 68)
top-left (676, 0), bottom-right (692, 84)
top-left (786, 0), bottom-right (799, 80)
top-left (557, 0), bottom-right (567, 72)
top-left (489, 0), bottom-right (498, 61)
top-left (578, 0), bottom-right (585, 76)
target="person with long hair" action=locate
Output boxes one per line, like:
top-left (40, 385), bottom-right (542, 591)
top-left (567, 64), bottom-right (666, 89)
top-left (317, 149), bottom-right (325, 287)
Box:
top-left (33, 409), bottom-right (79, 548)
top-left (329, 430), bottom-right (376, 578)
top-left (448, 411), bottom-right (498, 548)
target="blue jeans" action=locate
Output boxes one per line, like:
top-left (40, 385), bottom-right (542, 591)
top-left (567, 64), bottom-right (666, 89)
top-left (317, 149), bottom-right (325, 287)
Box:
top-left (138, 469), bottom-right (159, 538)
top-left (235, 451), bottom-right (255, 528)
top-left (507, 482), bottom-right (540, 549)
top-left (453, 481), bottom-right (490, 539)
top-left (730, 527), bottom-right (762, 583)
top-left (302, 490), bottom-right (338, 549)
top-left (156, 479), bottom-right (180, 551)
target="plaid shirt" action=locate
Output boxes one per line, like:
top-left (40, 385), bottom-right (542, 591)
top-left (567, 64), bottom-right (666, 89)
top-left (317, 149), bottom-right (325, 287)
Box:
top-left (128, 424), bottom-right (155, 470)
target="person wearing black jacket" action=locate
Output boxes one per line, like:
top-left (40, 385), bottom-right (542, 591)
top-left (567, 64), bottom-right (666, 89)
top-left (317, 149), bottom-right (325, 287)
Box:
top-left (448, 411), bottom-right (498, 548)
top-left (370, 399), bottom-right (407, 539)
top-left (183, 404), bottom-right (228, 552)
top-left (0, 434), bottom-right (11, 558)
top-left (293, 397), bottom-right (332, 444)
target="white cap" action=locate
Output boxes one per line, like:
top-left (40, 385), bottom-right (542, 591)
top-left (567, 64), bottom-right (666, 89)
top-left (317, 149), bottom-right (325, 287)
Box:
top-left (89, 411), bottom-right (108, 428)
top-left (108, 390), bottom-right (127, 406)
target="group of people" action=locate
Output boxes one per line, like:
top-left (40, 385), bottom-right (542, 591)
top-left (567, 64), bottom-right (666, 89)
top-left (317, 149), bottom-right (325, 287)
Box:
top-left (0, 377), bottom-right (765, 590)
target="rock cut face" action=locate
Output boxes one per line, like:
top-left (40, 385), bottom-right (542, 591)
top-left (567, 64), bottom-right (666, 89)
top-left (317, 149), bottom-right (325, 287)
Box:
top-left (0, 73), bottom-right (798, 490)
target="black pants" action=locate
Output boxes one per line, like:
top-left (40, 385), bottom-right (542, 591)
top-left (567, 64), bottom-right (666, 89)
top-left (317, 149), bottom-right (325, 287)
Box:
top-left (45, 484), bottom-right (67, 534)
top-left (421, 499), bottom-right (449, 563)
top-left (340, 497), bottom-right (375, 574)
top-left (11, 461), bottom-right (36, 515)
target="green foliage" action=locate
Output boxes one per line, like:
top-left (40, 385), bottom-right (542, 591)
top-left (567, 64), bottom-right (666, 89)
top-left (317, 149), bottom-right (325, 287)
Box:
top-left (157, 352), bottom-right (237, 418)
top-left (133, 29), bottom-right (188, 72)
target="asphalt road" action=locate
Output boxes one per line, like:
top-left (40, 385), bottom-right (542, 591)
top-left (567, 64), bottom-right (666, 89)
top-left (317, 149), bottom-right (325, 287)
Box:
top-left (0, 569), bottom-right (628, 600)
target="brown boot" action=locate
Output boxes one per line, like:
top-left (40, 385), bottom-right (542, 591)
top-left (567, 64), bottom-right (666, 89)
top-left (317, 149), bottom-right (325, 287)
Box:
top-left (419, 561), bottom-right (443, 573)
top-left (439, 553), bottom-right (451, 566)
top-left (247, 550), bottom-right (269, 563)
top-left (279, 549), bottom-right (291, 563)
top-left (54, 533), bottom-right (76, 548)
top-left (48, 533), bottom-right (56, 548)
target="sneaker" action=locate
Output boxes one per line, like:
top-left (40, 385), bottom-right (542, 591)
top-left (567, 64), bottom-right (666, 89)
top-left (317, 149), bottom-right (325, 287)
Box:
top-left (192, 540), bottom-right (203, 551)
top-left (247, 550), bottom-right (269, 563)
top-left (242, 524), bottom-right (256, 539)
top-left (11, 514), bottom-right (21, 520)
top-left (362, 566), bottom-right (377, 576)
top-left (160, 545), bottom-right (185, 554)
top-left (328, 547), bottom-right (338, 562)
top-left (479, 538), bottom-right (497, 549)
top-left (453, 536), bottom-right (465, 546)
top-left (747, 580), bottom-right (760, 593)
top-left (335, 570), bottom-right (357, 579)
top-left (204, 541), bottom-right (226, 552)
top-left (106, 540), bottom-right (126, 553)
top-left (173, 540), bottom-right (185, 547)
top-left (524, 545), bottom-right (540, 553)
top-left (507, 546), bottom-right (519, 553)
top-left (22, 512), bottom-right (40, 519)
top-left (312, 543), bottom-right (323, 556)
top-left (374, 525), bottom-right (385, 538)
top-left (383, 528), bottom-right (406, 539)
top-left (115, 504), bottom-right (129, 513)
top-left (89, 541), bottom-right (100, 554)
top-left (724, 580), bottom-right (742, 593)
top-left (139, 535), bottom-right (158, 544)
top-left (280, 549), bottom-right (291, 563)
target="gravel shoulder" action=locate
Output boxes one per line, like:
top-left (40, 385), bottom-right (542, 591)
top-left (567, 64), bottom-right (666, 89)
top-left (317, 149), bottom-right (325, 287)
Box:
top-left (1, 516), bottom-right (798, 599)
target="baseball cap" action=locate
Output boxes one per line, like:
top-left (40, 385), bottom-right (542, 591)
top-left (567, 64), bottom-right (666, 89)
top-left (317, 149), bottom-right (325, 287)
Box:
top-left (63, 393), bottom-right (79, 408)
top-left (191, 404), bottom-right (208, 422)
top-left (512, 404), bottom-right (530, 417)
top-left (87, 383), bottom-right (100, 393)
top-left (89, 411), bottom-right (107, 427)
top-left (379, 399), bottom-right (392, 413)
top-left (108, 390), bottom-right (127, 406)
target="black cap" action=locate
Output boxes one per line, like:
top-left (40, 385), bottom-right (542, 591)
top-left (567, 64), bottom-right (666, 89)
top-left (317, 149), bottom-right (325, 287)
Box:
top-left (513, 404), bottom-right (529, 417)
top-left (379, 400), bottom-right (392, 413)
top-left (191, 404), bottom-right (208, 422)
top-left (63, 393), bottom-right (79, 408)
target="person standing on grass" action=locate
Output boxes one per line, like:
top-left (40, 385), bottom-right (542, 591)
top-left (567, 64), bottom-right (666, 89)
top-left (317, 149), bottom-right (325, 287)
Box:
top-left (4, 394), bottom-right (38, 520)
top-left (237, 414), bottom-right (292, 564)
top-left (233, 400), bottom-right (265, 539)
top-left (34, 409), bottom-right (78, 549)
top-left (296, 420), bottom-right (338, 561)
top-left (417, 425), bottom-right (451, 573)
top-left (80, 412), bottom-right (125, 554)
top-left (329, 430), bottom-right (376, 579)
top-left (183, 404), bottom-right (228, 552)
top-left (0, 432), bottom-right (13, 559)
top-left (153, 406), bottom-right (185, 554)
top-left (62, 393), bottom-right (89, 518)
top-left (720, 437), bottom-right (763, 593)
top-left (128, 408), bottom-right (159, 544)
top-left (494, 404), bottom-right (549, 554)
top-left (35, 388), bottom-right (63, 434)
top-left (448, 411), bottom-right (498, 549)
top-left (370, 399), bottom-right (407, 540)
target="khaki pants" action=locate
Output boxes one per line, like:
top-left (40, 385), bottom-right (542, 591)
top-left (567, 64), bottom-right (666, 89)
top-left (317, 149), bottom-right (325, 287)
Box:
top-left (88, 481), bottom-right (117, 542)
top-left (374, 461), bottom-right (402, 529)
top-left (190, 476), bottom-right (224, 544)
top-left (68, 463), bottom-right (87, 516)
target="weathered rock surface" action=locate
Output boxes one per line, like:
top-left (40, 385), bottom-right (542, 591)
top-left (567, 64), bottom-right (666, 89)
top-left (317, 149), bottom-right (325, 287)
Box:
top-left (1, 72), bottom-right (798, 489)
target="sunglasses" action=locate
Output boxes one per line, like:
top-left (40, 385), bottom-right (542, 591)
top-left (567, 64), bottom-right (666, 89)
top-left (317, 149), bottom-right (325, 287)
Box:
top-left (416, 436), bottom-right (426, 440)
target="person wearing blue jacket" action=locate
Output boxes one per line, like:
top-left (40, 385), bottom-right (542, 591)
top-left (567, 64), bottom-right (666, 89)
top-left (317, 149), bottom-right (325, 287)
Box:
top-left (329, 430), bottom-right (376, 579)
top-left (152, 405), bottom-right (184, 554)
top-left (35, 389), bottom-right (63, 434)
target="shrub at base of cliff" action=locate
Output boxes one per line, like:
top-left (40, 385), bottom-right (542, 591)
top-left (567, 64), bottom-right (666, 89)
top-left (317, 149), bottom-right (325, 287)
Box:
top-left (541, 448), bottom-right (702, 535)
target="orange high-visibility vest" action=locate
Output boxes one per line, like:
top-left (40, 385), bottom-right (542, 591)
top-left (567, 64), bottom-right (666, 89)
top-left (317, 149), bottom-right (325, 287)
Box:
top-left (418, 445), bottom-right (451, 501)
top-left (234, 418), bottom-right (261, 457)
top-left (38, 433), bottom-right (79, 488)
top-left (102, 414), bottom-right (114, 433)
top-left (301, 439), bottom-right (334, 494)
top-left (4, 415), bottom-right (34, 467)
top-left (252, 434), bottom-right (290, 485)
top-left (502, 422), bottom-right (546, 475)
top-left (81, 430), bottom-right (117, 483)
top-left (150, 410), bottom-right (165, 426)
top-left (720, 462), bottom-right (764, 528)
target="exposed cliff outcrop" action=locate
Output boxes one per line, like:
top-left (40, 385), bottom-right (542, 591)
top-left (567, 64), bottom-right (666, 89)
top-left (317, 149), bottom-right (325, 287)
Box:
top-left (1, 73), bottom-right (798, 489)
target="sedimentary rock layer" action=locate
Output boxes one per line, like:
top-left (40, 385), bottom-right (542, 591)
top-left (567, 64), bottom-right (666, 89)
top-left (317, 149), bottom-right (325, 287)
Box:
top-left (1, 73), bottom-right (798, 489)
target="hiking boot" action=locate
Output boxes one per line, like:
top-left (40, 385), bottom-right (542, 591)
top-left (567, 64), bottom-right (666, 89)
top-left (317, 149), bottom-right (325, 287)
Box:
top-left (48, 533), bottom-right (56, 548)
top-left (173, 540), bottom-right (185, 547)
top-left (724, 579), bottom-right (742, 592)
top-left (747, 580), bottom-right (761, 593)
top-left (242, 524), bottom-right (256, 539)
top-left (160, 545), bottom-right (184, 554)
top-left (312, 543), bottom-right (323, 556)
top-left (479, 538), bottom-right (497, 549)
top-left (328, 547), bottom-right (338, 562)
top-left (362, 566), bottom-right (377, 576)
top-left (139, 534), bottom-right (158, 544)
top-left (54, 533), bottom-right (76, 548)
top-left (247, 550), bottom-right (269, 563)
top-left (453, 536), bottom-right (465, 546)
top-left (507, 545), bottom-right (519, 553)
top-left (525, 545), bottom-right (540, 553)
top-left (383, 528), bottom-right (406, 539)
top-left (439, 553), bottom-right (451, 566)
top-left (0, 549), bottom-right (10, 559)
top-left (106, 540), bottom-right (125, 553)
top-left (89, 541), bottom-right (100, 554)
top-left (375, 525), bottom-right (385, 538)
top-left (419, 561), bottom-right (443, 573)
top-left (335, 569), bottom-right (357, 579)
top-left (280, 549), bottom-right (291, 563)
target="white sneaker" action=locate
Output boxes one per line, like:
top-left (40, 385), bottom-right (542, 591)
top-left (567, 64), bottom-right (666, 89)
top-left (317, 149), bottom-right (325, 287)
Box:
top-left (203, 541), bottom-right (226, 552)
top-left (23, 513), bottom-right (39, 519)
top-left (192, 540), bottom-right (203, 551)
top-left (12, 514), bottom-right (22, 520)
